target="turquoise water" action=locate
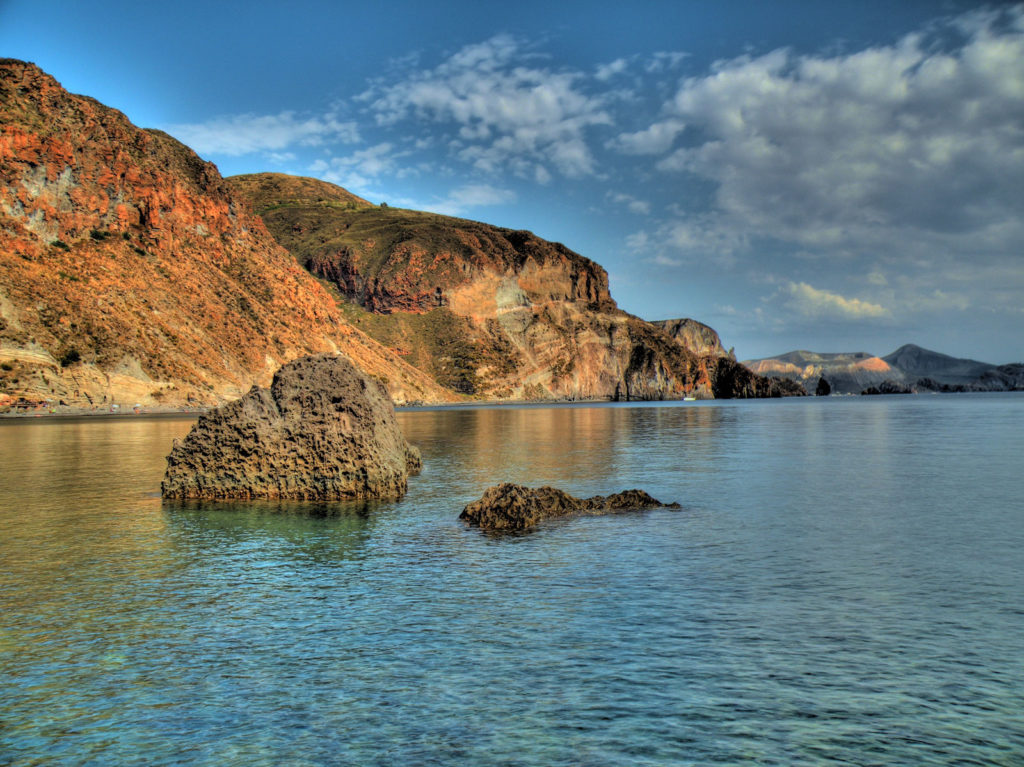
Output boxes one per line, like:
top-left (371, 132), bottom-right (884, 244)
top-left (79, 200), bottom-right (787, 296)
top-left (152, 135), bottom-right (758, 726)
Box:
top-left (1, 394), bottom-right (1023, 765)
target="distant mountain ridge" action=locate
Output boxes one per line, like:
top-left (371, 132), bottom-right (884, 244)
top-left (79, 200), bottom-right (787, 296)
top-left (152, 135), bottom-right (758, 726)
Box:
top-left (881, 344), bottom-right (994, 383)
top-left (744, 344), bottom-right (1022, 394)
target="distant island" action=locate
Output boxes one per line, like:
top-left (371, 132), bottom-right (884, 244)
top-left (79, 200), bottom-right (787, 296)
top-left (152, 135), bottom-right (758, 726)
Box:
top-left (745, 344), bottom-right (1024, 395)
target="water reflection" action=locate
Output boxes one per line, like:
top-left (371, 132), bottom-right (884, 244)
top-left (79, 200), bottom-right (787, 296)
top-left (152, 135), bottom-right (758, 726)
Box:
top-left (163, 500), bottom-right (383, 567)
top-left (397, 403), bottom-right (733, 502)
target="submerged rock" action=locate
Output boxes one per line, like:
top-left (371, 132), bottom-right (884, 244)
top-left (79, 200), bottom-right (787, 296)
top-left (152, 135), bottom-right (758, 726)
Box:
top-left (460, 482), bottom-right (680, 532)
top-left (161, 354), bottom-right (421, 501)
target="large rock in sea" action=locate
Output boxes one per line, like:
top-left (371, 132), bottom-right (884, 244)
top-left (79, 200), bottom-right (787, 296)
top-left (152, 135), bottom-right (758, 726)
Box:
top-left (460, 483), bottom-right (680, 532)
top-left (161, 354), bottom-right (421, 501)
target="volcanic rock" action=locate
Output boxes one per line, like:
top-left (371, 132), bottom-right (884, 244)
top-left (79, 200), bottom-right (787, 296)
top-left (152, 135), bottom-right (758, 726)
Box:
top-left (459, 482), bottom-right (680, 532)
top-left (652, 318), bottom-right (733, 359)
top-left (161, 354), bottom-right (421, 501)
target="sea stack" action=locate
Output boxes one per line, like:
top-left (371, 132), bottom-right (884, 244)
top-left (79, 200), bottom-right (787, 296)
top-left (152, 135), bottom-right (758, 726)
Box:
top-left (161, 354), bottom-right (421, 501)
top-left (460, 483), bottom-right (680, 532)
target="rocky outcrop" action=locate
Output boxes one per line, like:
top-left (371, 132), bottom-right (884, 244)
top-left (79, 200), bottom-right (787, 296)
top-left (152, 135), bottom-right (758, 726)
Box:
top-left (973, 364), bottom-right (1024, 391)
top-left (709, 357), bottom-right (807, 398)
top-left (652, 318), bottom-right (733, 358)
top-left (459, 482), bottom-right (680, 532)
top-left (161, 354), bottom-right (421, 501)
top-left (0, 59), bottom-right (452, 409)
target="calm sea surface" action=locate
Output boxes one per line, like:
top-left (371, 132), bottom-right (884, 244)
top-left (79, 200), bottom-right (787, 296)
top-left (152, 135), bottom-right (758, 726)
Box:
top-left (1, 394), bottom-right (1023, 766)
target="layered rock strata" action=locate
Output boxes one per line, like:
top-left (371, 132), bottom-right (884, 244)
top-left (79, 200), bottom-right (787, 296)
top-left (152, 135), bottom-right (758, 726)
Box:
top-left (161, 354), bottom-right (421, 501)
top-left (459, 482), bottom-right (680, 532)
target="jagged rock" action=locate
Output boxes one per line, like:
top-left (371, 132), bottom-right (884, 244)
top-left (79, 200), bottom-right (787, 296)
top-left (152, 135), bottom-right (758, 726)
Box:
top-left (161, 354), bottom-right (421, 501)
top-left (815, 377), bottom-right (831, 396)
top-left (459, 482), bottom-right (680, 532)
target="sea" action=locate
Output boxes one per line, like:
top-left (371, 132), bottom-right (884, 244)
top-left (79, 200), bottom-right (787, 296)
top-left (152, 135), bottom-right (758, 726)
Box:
top-left (1, 393), bottom-right (1022, 766)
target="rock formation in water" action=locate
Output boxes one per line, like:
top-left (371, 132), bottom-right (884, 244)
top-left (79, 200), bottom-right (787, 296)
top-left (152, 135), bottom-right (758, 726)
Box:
top-left (161, 354), bottom-right (421, 501)
top-left (815, 377), bottom-right (831, 396)
top-left (459, 482), bottom-right (681, 532)
top-left (227, 172), bottom-right (792, 402)
top-left (0, 59), bottom-right (450, 410)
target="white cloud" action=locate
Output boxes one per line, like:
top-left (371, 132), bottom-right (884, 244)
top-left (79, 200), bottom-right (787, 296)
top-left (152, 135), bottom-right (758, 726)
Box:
top-left (314, 143), bottom-right (410, 191)
top-left (785, 282), bottom-right (889, 319)
top-left (645, 51), bottom-right (689, 73)
top-left (422, 184), bottom-right (516, 216)
top-left (646, 9), bottom-right (1023, 250)
top-left (596, 58), bottom-right (629, 81)
top-left (624, 7), bottom-right (1024, 320)
top-left (609, 119), bottom-right (686, 155)
top-left (625, 230), bottom-right (649, 254)
top-left (364, 35), bottom-right (611, 178)
top-left (608, 192), bottom-right (651, 215)
top-left (165, 111), bottom-right (360, 156)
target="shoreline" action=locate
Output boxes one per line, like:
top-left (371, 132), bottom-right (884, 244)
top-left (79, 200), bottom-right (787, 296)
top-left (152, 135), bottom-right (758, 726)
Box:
top-left (0, 394), bottom-right (689, 420)
top-left (4, 389), bottom-right (1015, 421)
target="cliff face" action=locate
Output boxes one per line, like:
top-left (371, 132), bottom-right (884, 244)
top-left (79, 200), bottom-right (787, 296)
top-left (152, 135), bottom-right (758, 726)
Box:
top-left (652, 318), bottom-right (733, 359)
top-left (0, 59), bottom-right (450, 409)
top-left (228, 173), bottom-right (783, 401)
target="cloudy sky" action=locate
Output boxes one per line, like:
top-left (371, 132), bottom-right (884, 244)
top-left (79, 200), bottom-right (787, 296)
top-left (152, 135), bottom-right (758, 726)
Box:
top-left (2, 1), bottom-right (1022, 362)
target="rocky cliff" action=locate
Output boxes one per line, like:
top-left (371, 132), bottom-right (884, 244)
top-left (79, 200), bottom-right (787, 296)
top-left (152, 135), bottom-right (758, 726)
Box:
top-left (652, 318), bottom-right (733, 359)
top-left (228, 173), bottom-right (794, 401)
top-left (0, 59), bottom-right (450, 409)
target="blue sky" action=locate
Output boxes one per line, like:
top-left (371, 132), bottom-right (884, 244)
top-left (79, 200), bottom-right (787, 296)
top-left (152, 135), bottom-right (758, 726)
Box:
top-left (2, 1), bottom-right (1022, 362)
